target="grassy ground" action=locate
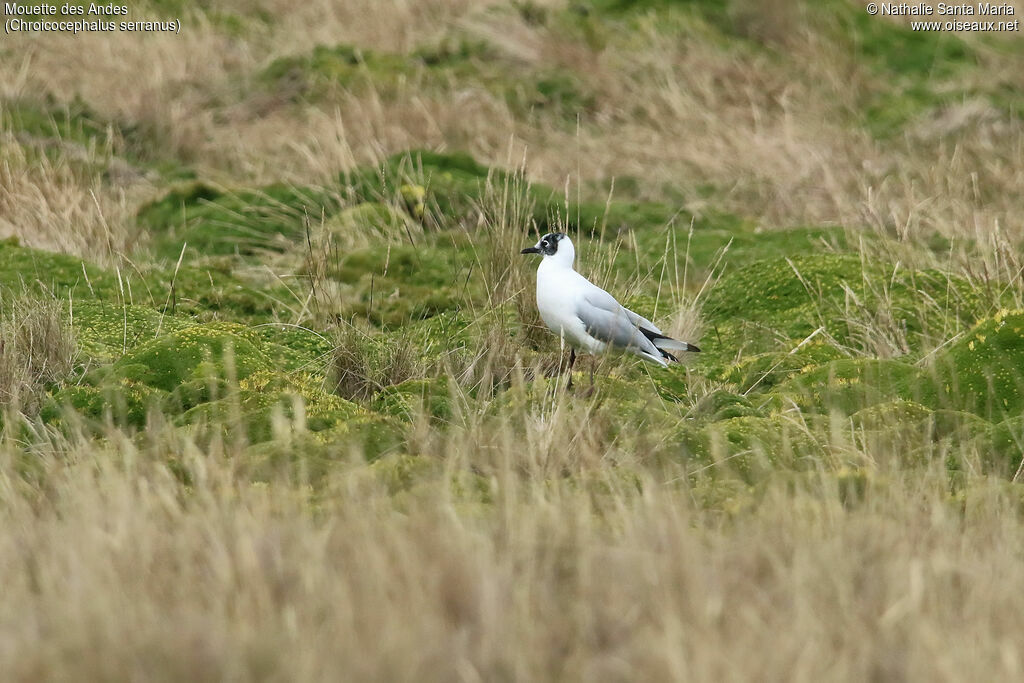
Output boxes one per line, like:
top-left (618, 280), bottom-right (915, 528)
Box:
top-left (2, 0), bottom-right (1024, 679)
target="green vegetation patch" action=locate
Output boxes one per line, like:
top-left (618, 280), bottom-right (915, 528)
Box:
top-left (180, 369), bottom-right (372, 442)
top-left (687, 388), bottom-right (762, 422)
top-left (3, 97), bottom-right (112, 148)
top-left (374, 377), bottom-right (454, 422)
top-left (69, 301), bottom-right (190, 363)
top-left (974, 416), bottom-right (1024, 477)
top-left (919, 311), bottom-right (1024, 420)
top-left (138, 181), bottom-right (345, 261)
top-left (676, 414), bottom-right (827, 482)
top-left (828, 0), bottom-right (1020, 137)
top-left (768, 358), bottom-right (919, 415)
top-left (722, 341), bottom-right (848, 392)
top-left (345, 150), bottom-right (702, 236)
top-left (326, 242), bottom-right (467, 326)
top-left (704, 253), bottom-right (867, 329)
top-left (342, 149), bottom-right (523, 228)
top-left (702, 253), bottom-right (999, 363)
top-left (2, 96), bottom-right (194, 180)
top-left (102, 321), bottom-right (272, 393)
top-left (0, 239), bottom-right (294, 324)
top-left (259, 41), bottom-right (595, 120)
top-left (0, 239), bottom-right (121, 300)
top-left (43, 319), bottom-right (367, 448)
top-left (321, 202), bottom-right (418, 248)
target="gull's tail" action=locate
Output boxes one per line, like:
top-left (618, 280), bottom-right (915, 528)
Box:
top-left (652, 337), bottom-right (700, 353)
top-left (639, 328), bottom-right (701, 362)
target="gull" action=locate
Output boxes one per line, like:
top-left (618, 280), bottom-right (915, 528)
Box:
top-left (520, 232), bottom-right (699, 383)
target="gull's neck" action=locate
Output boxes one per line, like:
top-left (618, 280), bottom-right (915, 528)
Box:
top-left (542, 242), bottom-right (576, 271)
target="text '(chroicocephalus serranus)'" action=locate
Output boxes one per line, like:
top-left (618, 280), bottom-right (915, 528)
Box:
top-left (520, 232), bottom-right (699, 381)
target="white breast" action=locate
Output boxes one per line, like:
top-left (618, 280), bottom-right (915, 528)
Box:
top-left (535, 261), bottom-right (607, 353)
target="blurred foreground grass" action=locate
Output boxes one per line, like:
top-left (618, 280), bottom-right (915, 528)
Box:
top-left (2, 0), bottom-right (1024, 679)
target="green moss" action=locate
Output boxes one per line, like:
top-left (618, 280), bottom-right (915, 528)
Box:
top-left (722, 341), bottom-right (847, 392)
top-left (3, 96), bottom-right (195, 180)
top-left (101, 322), bottom-right (271, 393)
top-left (242, 414), bottom-right (407, 479)
top-left (374, 377), bottom-right (453, 421)
top-left (342, 150), bottom-right (514, 228)
top-left (680, 224), bottom-right (843, 271)
top-left (368, 454), bottom-right (443, 495)
top-left (138, 181), bottom-right (344, 261)
top-left (948, 478), bottom-right (1024, 517)
top-left (44, 317), bottom-right (397, 446)
top-left (827, 0), bottom-right (1020, 138)
top-left (557, 199), bottom-right (685, 236)
top-left (918, 311), bottom-right (1024, 419)
top-left (151, 263), bottom-right (288, 321)
top-left (847, 400), bottom-right (941, 467)
top-left (688, 388), bottom-right (760, 421)
top-left (321, 202), bottom-right (417, 245)
top-left (327, 242), bottom-right (465, 325)
top-left (0, 240), bottom-right (121, 300)
top-left (180, 369), bottom-right (372, 442)
top-left (581, 373), bottom-right (682, 431)
top-left (129, 1), bottom-right (270, 34)
top-left (261, 44), bottom-right (410, 97)
top-left (259, 42), bottom-right (595, 121)
top-left (885, 267), bottom-right (996, 343)
top-left (359, 453), bottom-right (492, 508)
top-left (344, 150), bottom-right (715, 238)
top-left (974, 416), bottom-right (1024, 477)
top-left (677, 414), bottom-right (826, 482)
top-left (241, 433), bottom-right (344, 483)
top-left (2, 97), bottom-right (111, 148)
top-left (0, 241), bottom-right (291, 323)
top-left (687, 475), bottom-right (758, 516)
top-left (839, 5), bottom-right (974, 80)
top-left (42, 378), bottom-right (164, 427)
top-left (702, 253), bottom-right (998, 363)
top-left (850, 399), bottom-right (932, 432)
top-left (583, 0), bottom-right (726, 21)
top-left (400, 310), bottom-right (476, 364)
top-left (69, 301), bottom-right (190, 363)
top-left (576, 0), bottom-right (1000, 139)
top-left (251, 324), bottom-right (335, 374)
top-left (769, 358), bottom-right (918, 415)
top-left (929, 409), bottom-right (992, 441)
top-left (704, 254), bottom-right (867, 328)
top-left (523, 71), bottom-right (595, 114)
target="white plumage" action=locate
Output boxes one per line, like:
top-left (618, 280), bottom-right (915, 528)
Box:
top-left (521, 232), bottom-right (699, 368)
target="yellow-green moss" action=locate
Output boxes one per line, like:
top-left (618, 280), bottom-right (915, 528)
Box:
top-left (919, 311), bottom-right (1024, 419)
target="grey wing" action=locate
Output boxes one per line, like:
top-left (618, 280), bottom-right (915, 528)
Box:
top-left (576, 298), bottom-right (662, 358)
top-left (583, 288), bottom-right (662, 335)
top-left (622, 307), bottom-right (662, 335)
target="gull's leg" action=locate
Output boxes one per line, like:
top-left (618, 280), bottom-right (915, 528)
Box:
top-left (574, 355), bottom-right (596, 398)
top-left (567, 348), bottom-right (576, 390)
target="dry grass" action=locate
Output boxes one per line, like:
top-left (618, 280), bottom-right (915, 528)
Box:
top-left (3, 0), bottom-right (1024, 679)
top-left (0, 134), bottom-right (144, 261)
top-left (330, 322), bottom-right (422, 402)
top-left (1, 412), bottom-right (1023, 680)
top-left (0, 297), bottom-right (77, 415)
top-left (3, 0), bottom-right (1021, 240)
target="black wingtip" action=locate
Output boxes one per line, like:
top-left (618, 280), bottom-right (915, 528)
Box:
top-left (640, 327), bottom-right (702, 354)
